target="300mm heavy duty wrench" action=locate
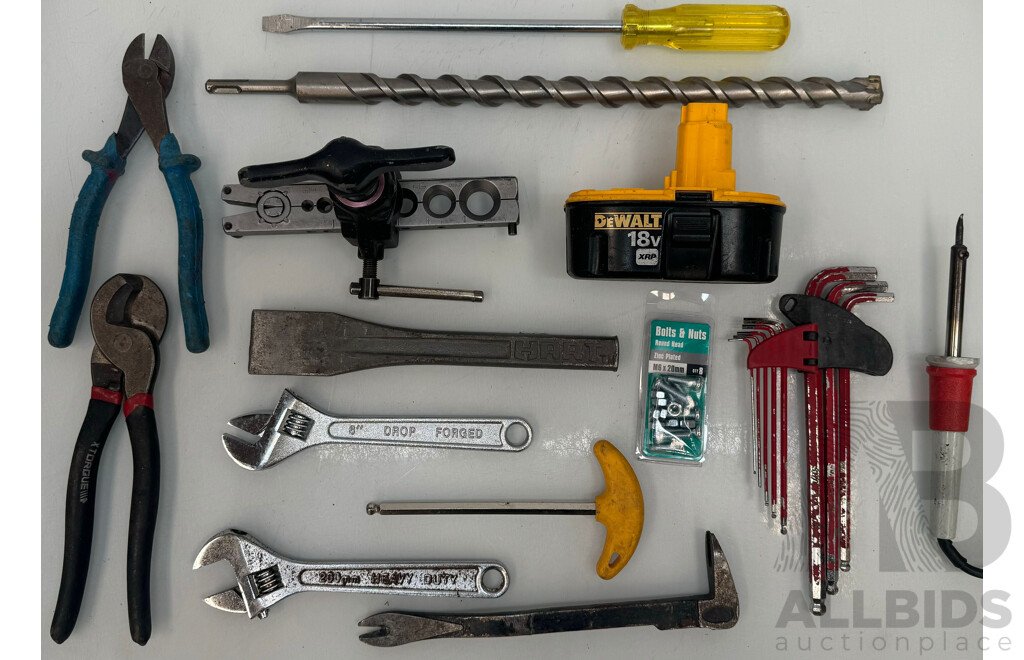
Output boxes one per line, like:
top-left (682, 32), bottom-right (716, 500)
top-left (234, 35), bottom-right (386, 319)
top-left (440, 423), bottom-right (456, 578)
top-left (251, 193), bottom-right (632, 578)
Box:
top-left (248, 310), bottom-right (619, 375)
top-left (194, 530), bottom-right (508, 620)
top-left (223, 389), bottom-right (532, 470)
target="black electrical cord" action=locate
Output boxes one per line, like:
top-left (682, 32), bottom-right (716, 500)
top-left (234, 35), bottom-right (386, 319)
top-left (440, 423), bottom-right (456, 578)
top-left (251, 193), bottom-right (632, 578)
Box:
top-left (937, 538), bottom-right (982, 579)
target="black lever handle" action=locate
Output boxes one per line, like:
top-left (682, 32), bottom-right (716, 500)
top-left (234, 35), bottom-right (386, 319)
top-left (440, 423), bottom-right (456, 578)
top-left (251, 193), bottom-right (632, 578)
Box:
top-left (237, 137), bottom-right (455, 192)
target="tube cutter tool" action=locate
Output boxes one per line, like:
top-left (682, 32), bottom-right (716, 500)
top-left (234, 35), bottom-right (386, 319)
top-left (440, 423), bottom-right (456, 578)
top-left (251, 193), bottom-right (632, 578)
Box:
top-left (220, 137), bottom-right (519, 303)
top-left (48, 35), bottom-right (209, 353)
top-left (51, 274), bottom-right (166, 645)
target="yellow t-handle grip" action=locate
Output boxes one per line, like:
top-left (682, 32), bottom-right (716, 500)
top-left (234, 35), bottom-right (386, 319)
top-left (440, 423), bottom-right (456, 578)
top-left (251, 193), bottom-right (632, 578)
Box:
top-left (592, 440), bottom-right (646, 579)
top-left (621, 4), bottom-right (790, 51)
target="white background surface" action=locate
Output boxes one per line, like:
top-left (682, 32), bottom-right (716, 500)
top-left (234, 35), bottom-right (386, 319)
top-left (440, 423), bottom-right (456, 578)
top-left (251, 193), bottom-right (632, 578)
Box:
top-left (41, 1), bottom-right (985, 657)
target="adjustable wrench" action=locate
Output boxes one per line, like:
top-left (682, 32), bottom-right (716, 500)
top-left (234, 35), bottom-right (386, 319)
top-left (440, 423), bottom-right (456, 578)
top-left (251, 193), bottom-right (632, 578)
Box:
top-left (223, 389), bottom-right (532, 470)
top-left (193, 530), bottom-right (508, 619)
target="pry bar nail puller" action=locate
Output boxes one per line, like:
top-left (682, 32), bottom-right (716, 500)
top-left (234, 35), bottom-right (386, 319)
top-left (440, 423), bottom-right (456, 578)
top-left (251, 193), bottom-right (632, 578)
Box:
top-left (358, 531), bottom-right (736, 647)
top-left (49, 35), bottom-right (209, 353)
top-left (206, 72), bottom-right (882, 111)
top-left (51, 274), bottom-right (167, 645)
top-left (222, 388), bottom-right (532, 470)
top-left (222, 138), bottom-right (518, 303)
top-left (247, 310), bottom-right (618, 375)
top-left (927, 215), bottom-right (981, 578)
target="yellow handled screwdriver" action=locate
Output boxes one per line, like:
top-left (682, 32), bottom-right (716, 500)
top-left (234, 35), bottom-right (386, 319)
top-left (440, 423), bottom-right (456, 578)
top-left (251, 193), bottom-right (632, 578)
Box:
top-left (366, 441), bottom-right (645, 580)
top-left (264, 4), bottom-right (790, 52)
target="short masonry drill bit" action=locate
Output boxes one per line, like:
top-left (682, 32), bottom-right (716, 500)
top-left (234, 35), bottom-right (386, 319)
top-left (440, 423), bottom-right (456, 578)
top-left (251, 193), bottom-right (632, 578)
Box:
top-left (205, 73), bottom-right (883, 111)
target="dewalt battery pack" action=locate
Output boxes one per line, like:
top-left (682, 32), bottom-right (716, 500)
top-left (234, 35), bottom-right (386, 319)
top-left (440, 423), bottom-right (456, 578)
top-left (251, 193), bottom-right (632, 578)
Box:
top-left (565, 104), bottom-right (785, 282)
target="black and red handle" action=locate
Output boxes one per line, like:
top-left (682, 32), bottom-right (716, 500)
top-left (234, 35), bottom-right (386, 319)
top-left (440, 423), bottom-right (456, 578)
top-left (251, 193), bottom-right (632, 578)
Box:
top-left (51, 390), bottom-right (120, 644)
top-left (51, 390), bottom-right (160, 646)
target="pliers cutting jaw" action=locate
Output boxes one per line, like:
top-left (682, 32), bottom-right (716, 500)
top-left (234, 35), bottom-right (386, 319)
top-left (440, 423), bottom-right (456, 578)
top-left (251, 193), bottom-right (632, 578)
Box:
top-left (122, 34), bottom-right (175, 151)
top-left (51, 274), bottom-right (166, 646)
top-left (113, 34), bottom-right (174, 159)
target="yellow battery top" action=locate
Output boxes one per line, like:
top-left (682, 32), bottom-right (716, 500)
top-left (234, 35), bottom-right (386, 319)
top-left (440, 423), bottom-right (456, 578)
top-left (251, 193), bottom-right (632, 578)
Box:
top-left (567, 103), bottom-right (785, 207)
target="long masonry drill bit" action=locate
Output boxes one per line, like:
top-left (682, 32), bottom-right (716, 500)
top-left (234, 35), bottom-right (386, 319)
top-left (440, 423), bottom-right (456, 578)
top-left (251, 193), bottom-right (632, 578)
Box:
top-left (205, 73), bottom-right (883, 111)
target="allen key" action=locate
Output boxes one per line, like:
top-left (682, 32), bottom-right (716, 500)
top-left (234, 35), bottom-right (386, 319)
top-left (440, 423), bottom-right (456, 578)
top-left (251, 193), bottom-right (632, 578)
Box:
top-left (738, 270), bottom-right (894, 615)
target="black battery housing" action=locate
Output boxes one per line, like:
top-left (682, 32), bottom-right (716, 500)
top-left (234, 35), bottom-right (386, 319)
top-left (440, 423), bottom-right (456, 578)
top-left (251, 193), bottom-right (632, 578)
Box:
top-left (565, 193), bottom-right (785, 282)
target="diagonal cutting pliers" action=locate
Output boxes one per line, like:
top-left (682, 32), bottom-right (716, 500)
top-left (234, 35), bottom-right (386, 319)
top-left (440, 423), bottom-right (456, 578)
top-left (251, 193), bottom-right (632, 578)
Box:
top-left (51, 274), bottom-right (167, 645)
top-left (48, 34), bottom-right (209, 353)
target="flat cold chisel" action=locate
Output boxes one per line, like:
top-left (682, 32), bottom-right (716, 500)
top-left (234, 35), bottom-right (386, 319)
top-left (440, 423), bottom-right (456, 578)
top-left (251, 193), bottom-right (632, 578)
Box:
top-left (247, 310), bottom-right (619, 375)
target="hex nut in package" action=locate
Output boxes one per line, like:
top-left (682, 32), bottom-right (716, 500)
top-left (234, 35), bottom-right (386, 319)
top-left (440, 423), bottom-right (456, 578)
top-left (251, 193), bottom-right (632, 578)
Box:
top-left (637, 291), bottom-right (714, 465)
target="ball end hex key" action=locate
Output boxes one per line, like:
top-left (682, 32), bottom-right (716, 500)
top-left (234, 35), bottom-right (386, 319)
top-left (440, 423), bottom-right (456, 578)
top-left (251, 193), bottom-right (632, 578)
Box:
top-left (206, 72), bottom-right (883, 111)
top-left (733, 269), bottom-right (894, 616)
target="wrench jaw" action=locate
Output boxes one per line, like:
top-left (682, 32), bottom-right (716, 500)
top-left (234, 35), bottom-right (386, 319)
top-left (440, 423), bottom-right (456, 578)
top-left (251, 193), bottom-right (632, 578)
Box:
top-left (222, 389), bottom-right (317, 470)
top-left (193, 530), bottom-right (295, 619)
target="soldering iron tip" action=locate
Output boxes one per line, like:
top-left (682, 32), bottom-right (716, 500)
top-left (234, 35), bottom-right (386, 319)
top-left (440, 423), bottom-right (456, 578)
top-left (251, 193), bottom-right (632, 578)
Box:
top-left (956, 214), bottom-right (964, 245)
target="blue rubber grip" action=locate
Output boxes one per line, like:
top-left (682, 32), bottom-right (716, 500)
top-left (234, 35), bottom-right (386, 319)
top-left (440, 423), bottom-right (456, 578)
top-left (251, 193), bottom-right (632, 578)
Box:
top-left (159, 134), bottom-right (210, 353)
top-left (48, 135), bottom-right (126, 348)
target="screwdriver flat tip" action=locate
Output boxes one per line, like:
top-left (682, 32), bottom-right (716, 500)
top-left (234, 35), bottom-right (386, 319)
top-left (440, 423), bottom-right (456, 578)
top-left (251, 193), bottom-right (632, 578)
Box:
top-left (263, 15), bottom-right (307, 33)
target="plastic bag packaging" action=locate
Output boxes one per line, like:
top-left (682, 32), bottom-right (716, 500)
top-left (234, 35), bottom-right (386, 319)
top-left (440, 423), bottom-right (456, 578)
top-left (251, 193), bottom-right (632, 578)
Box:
top-left (636, 290), bottom-right (714, 465)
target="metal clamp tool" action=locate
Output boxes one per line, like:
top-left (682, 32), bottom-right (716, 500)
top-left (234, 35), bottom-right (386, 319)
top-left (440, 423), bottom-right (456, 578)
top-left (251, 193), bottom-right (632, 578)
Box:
top-left (221, 137), bottom-right (519, 303)
top-left (194, 530), bottom-right (508, 619)
top-left (223, 389), bottom-right (532, 470)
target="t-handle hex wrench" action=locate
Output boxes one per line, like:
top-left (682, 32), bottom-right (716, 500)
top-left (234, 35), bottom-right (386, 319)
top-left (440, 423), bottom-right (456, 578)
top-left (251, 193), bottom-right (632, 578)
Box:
top-left (368, 441), bottom-right (644, 580)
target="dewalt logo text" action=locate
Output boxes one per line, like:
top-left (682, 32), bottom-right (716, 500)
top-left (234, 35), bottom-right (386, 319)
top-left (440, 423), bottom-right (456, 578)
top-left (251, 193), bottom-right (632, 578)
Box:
top-left (593, 212), bottom-right (663, 230)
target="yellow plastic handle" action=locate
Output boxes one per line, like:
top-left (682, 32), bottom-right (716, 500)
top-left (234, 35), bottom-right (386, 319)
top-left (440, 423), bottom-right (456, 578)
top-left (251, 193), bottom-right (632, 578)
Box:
top-left (620, 4), bottom-right (790, 51)
top-left (592, 440), bottom-right (645, 579)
